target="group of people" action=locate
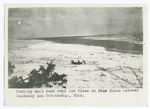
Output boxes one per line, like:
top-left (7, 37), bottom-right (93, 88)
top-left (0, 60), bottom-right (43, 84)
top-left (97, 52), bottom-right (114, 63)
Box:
top-left (71, 60), bottom-right (86, 65)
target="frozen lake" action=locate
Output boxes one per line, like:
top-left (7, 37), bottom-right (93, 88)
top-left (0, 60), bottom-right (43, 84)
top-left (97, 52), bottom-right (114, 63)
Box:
top-left (8, 35), bottom-right (143, 88)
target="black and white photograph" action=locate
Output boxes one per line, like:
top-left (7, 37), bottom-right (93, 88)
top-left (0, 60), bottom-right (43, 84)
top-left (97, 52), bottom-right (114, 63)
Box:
top-left (7, 6), bottom-right (144, 89)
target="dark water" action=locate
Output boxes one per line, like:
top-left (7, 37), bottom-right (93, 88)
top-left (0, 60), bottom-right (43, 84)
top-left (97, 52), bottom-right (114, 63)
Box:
top-left (27, 36), bottom-right (143, 54)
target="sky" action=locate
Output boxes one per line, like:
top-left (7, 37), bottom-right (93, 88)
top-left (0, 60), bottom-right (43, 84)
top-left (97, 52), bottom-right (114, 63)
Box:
top-left (8, 7), bottom-right (143, 38)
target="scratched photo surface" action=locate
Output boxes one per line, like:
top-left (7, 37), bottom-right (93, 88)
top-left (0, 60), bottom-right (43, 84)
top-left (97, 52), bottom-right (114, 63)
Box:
top-left (8, 7), bottom-right (143, 88)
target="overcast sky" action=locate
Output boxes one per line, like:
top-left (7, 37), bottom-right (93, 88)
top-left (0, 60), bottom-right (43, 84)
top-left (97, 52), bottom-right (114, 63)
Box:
top-left (8, 7), bottom-right (143, 38)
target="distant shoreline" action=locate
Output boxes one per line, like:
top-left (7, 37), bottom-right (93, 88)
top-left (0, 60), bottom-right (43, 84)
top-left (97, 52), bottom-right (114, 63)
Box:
top-left (10, 34), bottom-right (141, 39)
top-left (15, 35), bottom-right (143, 55)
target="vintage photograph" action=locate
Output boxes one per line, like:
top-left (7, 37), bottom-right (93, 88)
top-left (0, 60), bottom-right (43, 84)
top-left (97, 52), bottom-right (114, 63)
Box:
top-left (8, 6), bottom-right (143, 89)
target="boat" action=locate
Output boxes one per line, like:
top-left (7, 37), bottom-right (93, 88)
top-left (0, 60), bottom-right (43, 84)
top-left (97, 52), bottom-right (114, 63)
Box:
top-left (71, 60), bottom-right (86, 65)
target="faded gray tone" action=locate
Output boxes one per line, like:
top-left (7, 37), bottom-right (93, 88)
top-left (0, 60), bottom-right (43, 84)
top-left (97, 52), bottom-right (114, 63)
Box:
top-left (8, 7), bottom-right (143, 38)
top-left (8, 7), bottom-right (143, 89)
